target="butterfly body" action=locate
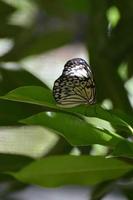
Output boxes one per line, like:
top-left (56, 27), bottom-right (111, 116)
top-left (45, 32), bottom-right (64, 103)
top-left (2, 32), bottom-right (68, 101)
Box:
top-left (53, 58), bottom-right (96, 107)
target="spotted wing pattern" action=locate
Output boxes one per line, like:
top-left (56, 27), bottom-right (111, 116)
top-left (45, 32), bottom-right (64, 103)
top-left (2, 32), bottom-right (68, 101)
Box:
top-left (53, 58), bottom-right (96, 107)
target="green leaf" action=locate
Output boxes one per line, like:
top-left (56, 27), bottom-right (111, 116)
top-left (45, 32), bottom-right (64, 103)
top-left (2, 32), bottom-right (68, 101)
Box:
top-left (20, 111), bottom-right (122, 147)
top-left (0, 99), bottom-right (43, 126)
top-left (12, 155), bottom-right (133, 187)
top-left (1, 86), bottom-right (53, 107)
top-left (38, 0), bottom-right (89, 15)
top-left (1, 86), bottom-right (132, 134)
top-left (63, 0), bottom-right (89, 13)
top-left (0, 173), bottom-right (14, 182)
top-left (0, 154), bottom-right (33, 172)
top-left (0, 24), bottom-right (24, 38)
top-left (112, 140), bottom-right (133, 158)
top-left (112, 109), bottom-right (133, 128)
top-left (70, 105), bottom-right (133, 135)
top-left (91, 181), bottom-right (114, 200)
top-left (0, 68), bottom-right (48, 96)
top-left (0, 1), bottom-right (15, 23)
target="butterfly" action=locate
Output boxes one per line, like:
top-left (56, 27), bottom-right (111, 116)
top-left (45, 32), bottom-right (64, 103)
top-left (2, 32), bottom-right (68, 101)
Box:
top-left (53, 58), bottom-right (96, 108)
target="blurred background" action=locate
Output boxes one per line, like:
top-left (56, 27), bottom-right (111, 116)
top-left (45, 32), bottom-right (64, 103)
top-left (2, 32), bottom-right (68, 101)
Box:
top-left (0, 0), bottom-right (133, 199)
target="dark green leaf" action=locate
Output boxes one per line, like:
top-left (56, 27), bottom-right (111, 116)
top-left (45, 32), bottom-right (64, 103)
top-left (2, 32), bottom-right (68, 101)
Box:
top-left (38, 0), bottom-right (89, 14)
top-left (91, 181), bottom-right (114, 200)
top-left (0, 24), bottom-right (24, 38)
top-left (0, 99), bottom-right (43, 126)
top-left (0, 154), bottom-right (33, 172)
top-left (112, 140), bottom-right (133, 158)
top-left (0, 1), bottom-right (15, 22)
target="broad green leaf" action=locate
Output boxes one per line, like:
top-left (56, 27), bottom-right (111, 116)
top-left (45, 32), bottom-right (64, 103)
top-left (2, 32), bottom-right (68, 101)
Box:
top-left (20, 111), bottom-right (122, 147)
top-left (1, 86), bottom-right (132, 134)
top-left (1, 86), bottom-right (54, 107)
top-left (20, 111), bottom-right (133, 157)
top-left (12, 155), bottom-right (133, 187)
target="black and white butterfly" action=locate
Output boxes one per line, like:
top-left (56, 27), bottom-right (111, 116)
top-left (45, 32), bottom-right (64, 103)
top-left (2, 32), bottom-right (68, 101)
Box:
top-left (53, 58), bottom-right (96, 107)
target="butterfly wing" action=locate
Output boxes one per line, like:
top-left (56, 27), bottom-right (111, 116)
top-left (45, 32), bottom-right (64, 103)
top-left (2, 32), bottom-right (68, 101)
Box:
top-left (53, 58), bottom-right (96, 107)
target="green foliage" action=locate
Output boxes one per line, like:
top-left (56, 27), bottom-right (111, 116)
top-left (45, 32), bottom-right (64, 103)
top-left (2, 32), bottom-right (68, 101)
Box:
top-left (12, 156), bottom-right (133, 187)
top-left (0, 0), bottom-right (133, 199)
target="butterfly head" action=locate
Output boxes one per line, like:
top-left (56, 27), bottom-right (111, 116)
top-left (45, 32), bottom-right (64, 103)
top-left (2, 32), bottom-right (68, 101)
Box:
top-left (64, 58), bottom-right (88, 68)
top-left (63, 58), bottom-right (91, 78)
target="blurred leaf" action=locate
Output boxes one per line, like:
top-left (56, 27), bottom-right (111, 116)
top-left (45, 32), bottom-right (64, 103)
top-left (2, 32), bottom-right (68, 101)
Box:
top-left (127, 56), bottom-right (133, 78)
top-left (87, 1), bottom-right (132, 113)
top-left (0, 180), bottom-right (27, 199)
top-left (0, 126), bottom-right (58, 158)
top-left (0, 99), bottom-right (43, 126)
top-left (0, 67), bottom-right (48, 95)
top-left (0, 69), bottom-right (47, 126)
top-left (112, 140), bottom-right (133, 158)
top-left (37, 0), bottom-right (89, 15)
top-left (0, 24), bottom-right (25, 38)
top-left (63, 0), bottom-right (89, 13)
top-left (0, 173), bottom-right (14, 182)
top-left (106, 6), bottom-right (120, 27)
top-left (122, 187), bottom-right (133, 200)
top-left (0, 178), bottom-right (27, 199)
top-left (47, 137), bottom-right (72, 156)
top-left (12, 155), bottom-right (133, 187)
top-left (20, 111), bottom-right (121, 147)
top-left (0, 154), bottom-right (33, 172)
top-left (1, 29), bottom-right (74, 61)
top-left (0, 1), bottom-right (15, 23)
top-left (91, 181), bottom-right (114, 200)
top-left (112, 109), bottom-right (133, 128)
